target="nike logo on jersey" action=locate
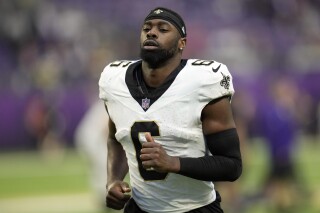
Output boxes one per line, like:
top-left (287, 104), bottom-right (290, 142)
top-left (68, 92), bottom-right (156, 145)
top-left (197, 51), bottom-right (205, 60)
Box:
top-left (212, 64), bottom-right (221, 73)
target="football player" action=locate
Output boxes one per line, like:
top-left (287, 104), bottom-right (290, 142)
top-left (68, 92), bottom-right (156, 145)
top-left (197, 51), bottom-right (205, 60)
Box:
top-left (99, 7), bottom-right (242, 213)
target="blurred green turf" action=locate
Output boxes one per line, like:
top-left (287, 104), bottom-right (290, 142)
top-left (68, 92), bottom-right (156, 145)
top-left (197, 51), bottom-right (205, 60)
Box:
top-left (0, 149), bottom-right (90, 198)
top-left (0, 137), bottom-right (319, 213)
top-left (235, 137), bottom-right (320, 213)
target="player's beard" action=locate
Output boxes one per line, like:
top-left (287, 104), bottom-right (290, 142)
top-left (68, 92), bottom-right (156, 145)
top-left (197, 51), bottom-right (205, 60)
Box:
top-left (140, 42), bottom-right (178, 69)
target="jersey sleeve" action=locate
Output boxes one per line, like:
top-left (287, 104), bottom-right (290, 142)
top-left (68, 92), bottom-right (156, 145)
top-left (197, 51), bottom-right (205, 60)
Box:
top-left (98, 62), bottom-right (112, 102)
top-left (98, 60), bottom-right (136, 102)
top-left (198, 63), bottom-right (235, 103)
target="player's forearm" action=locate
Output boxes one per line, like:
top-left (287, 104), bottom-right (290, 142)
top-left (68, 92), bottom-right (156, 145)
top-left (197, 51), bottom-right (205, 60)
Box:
top-left (177, 128), bottom-right (242, 182)
top-left (178, 155), bottom-right (241, 181)
top-left (107, 138), bottom-right (128, 185)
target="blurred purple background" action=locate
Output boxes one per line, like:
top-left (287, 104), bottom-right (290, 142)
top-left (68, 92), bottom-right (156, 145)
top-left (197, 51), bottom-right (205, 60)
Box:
top-left (0, 0), bottom-right (319, 150)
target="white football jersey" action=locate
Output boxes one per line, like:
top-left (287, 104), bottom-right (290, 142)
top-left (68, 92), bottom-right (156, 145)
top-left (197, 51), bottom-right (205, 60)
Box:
top-left (99, 59), bottom-right (234, 213)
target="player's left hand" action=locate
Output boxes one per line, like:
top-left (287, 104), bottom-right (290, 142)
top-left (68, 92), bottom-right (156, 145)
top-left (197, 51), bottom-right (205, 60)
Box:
top-left (140, 132), bottom-right (180, 173)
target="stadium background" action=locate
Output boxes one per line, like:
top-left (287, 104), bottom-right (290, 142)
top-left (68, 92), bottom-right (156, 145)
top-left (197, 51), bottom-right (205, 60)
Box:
top-left (0, 0), bottom-right (319, 213)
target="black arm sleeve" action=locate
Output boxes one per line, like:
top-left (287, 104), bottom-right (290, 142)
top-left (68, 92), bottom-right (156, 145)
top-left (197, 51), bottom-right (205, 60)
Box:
top-left (178, 128), bottom-right (242, 182)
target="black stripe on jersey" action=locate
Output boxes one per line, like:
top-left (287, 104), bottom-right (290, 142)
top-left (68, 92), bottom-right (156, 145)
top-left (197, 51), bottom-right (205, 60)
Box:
top-left (125, 60), bottom-right (187, 111)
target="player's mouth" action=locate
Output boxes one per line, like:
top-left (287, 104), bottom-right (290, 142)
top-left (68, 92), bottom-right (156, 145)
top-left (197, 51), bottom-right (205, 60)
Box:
top-left (143, 40), bottom-right (159, 50)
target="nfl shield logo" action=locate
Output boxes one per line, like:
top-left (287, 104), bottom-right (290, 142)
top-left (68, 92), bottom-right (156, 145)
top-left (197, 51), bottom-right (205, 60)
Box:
top-left (142, 98), bottom-right (150, 110)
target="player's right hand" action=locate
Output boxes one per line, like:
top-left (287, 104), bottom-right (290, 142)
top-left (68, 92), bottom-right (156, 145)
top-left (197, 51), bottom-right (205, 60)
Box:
top-left (106, 181), bottom-right (131, 210)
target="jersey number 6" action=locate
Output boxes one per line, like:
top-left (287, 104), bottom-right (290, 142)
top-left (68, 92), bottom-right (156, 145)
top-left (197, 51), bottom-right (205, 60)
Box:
top-left (131, 121), bottom-right (168, 181)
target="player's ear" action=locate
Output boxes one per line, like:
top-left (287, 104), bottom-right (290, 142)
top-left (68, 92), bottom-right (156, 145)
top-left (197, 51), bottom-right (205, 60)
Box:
top-left (179, 37), bottom-right (186, 51)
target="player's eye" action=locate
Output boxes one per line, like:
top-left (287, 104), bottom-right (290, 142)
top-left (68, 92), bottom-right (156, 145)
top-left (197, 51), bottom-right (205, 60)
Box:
top-left (159, 28), bottom-right (168, 32)
top-left (142, 25), bottom-right (151, 32)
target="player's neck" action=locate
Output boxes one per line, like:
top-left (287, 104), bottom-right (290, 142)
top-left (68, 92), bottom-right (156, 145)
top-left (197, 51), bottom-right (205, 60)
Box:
top-left (142, 56), bottom-right (182, 88)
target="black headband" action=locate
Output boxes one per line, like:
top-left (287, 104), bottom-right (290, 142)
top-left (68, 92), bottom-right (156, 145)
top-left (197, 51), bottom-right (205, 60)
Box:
top-left (144, 7), bottom-right (187, 38)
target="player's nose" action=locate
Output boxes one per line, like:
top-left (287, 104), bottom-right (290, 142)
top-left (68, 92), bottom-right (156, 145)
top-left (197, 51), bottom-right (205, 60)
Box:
top-left (146, 29), bottom-right (158, 38)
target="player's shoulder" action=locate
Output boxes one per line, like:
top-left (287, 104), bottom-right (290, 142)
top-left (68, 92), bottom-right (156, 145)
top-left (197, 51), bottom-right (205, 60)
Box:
top-left (185, 59), bottom-right (234, 96)
top-left (100, 60), bottom-right (139, 80)
top-left (104, 60), bottom-right (139, 71)
top-left (186, 59), bottom-right (228, 73)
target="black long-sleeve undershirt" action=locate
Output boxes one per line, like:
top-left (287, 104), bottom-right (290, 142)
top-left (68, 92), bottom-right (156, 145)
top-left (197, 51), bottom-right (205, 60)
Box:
top-left (178, 128), bottom-right (242, 182)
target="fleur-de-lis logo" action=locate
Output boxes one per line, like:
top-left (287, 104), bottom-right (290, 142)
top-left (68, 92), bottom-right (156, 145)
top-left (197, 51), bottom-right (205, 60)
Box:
top-left (220, 72), bottom-right (231, 90)
top-left (154, 9), bottom-right (163, 14)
